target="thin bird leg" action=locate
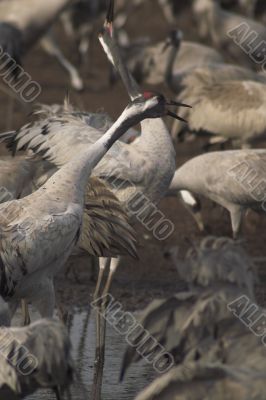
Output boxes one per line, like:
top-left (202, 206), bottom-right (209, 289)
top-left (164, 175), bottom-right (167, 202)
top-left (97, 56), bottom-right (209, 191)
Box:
top-left (101, 257), bottom-right (120, 298)
top-left (40, 31), bottom-right (84, 91)
top-left (92, 257), bottom-right (111, 400)
top-left (93, 257), bottom-right (111, 301)
top-left (91, 308), bottom-right (104, 400)
top-left (92, 259), bottom-right (120, 399)
top-left (54, 386), bottom-right (62, 400)
top-left (157, 0), bottom-right (176, 24)
top-left (21, 299), bottom-right (31, 326)
top-left (96, 306), bottom-right (107, 400)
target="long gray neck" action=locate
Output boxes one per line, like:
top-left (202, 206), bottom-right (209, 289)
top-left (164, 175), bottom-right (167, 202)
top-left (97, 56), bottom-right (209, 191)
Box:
top-left (99, 33), bottom-right (175, 156)
top-left (138, 118), bottom-right (175, 158)
top-left (39, 109), bottom-right (143, 203)
top-left (165, 41), bottom-right (181, 91)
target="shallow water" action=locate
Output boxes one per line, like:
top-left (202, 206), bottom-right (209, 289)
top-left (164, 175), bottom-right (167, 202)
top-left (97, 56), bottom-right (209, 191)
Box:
top-left (13, 307), bottom-right (156, 400)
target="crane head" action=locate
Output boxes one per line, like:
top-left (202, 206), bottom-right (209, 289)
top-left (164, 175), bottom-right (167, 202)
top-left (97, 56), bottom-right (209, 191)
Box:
top-left (163, 29), bottom-right (183, 52)
top-left (126, 92), bottom-right (191, 123)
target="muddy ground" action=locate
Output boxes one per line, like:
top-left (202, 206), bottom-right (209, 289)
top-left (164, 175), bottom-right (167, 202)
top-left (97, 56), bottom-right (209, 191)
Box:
top-left (1, 0), bottom-right (266, 313)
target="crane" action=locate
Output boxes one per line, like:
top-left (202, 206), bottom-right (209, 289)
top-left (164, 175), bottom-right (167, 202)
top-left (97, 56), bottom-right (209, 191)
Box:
top-left (0, 0), bottom-right (83, 91)
top-left (0, 296), bottom-right (73, 400)
top-left (0, 92), bottom-right (183, 319)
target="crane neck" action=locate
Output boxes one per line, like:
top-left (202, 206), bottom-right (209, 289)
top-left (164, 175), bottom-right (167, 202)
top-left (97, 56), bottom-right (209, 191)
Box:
top-left (165, 41), bottom-right (181, 91)
top-left (99, 33), bottom-right (141, 101)
top-left (99, 28), bottom-right (175, 159)
top-left (39, 107), bottom-right (151, 203)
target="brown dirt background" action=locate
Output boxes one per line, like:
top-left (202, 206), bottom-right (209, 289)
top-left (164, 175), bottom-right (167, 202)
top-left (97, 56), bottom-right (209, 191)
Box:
top-left (1, 0), bottom-right (266, 312)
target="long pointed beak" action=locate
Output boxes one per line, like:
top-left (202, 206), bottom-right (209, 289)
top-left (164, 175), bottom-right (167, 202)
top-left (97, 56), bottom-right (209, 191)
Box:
top-left (106, 0), bottom-right (114, 24)
top-left (166, 100), bottom-right (192, 108)
top-left (167, 110), bottom-right (188, 123)
top-left (103, 0), bottom-right (114, 36)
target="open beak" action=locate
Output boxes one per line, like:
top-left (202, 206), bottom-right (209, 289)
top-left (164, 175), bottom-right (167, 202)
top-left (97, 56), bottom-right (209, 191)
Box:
top-left (166, 100), bottom-right (192, 108)
top-left (166, 100), bottom-right (192, 123)
top-left (167, 111), bottom-right (188, 123)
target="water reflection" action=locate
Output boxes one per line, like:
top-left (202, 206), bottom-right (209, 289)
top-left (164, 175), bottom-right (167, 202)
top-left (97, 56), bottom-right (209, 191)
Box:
top-left (17, 307), bottom-right (155, 400)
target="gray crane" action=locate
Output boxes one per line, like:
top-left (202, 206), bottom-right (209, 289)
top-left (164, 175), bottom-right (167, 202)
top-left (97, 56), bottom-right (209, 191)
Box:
top-left (193, 0), bottom-right (266, 70)
top-left (171, 77), bottom-right (266, 147)
top-left (123, 29), bottom-right (224, 88)
top-left (164, 29), bottom-right (266, 95)
top-left (0, 93), bottom-right (182, 319)
top-left (121, 237), bottom-right (256, 379)
top-left (0, 10), bottom-right (190, 299)
top-left (121, 237), bottom-right (266, 400)
top-left (0, 153), bottom-right (138, 323)
top-left (0, 156), bottom-right (37, 200)
top-left (0, 296), bottom-right (73, 400)
top-left (135, 362), bottom-right (266, 400)
top-left (162, 27), bottom-right (266, 145)
top-left (167, 149), bottom-right (266, 238)
top-left (0, 0), bottom-right (83, 91)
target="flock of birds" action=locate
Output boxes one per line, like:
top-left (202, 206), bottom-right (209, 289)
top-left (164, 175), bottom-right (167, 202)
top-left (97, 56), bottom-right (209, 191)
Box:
top-left (0, 0), bottom-right (265, 399)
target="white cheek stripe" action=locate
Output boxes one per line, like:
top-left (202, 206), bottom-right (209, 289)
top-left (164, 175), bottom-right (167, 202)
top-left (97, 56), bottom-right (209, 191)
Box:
top-left (180, 190), bottom-right (197, 206)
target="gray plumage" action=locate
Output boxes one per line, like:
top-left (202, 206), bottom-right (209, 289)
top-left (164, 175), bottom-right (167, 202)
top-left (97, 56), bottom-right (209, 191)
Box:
top-left (0, 94), bottom-right (177, 318)
top-left (0, 154), bottom-right (137, 259)
top-left (0, 0), bottom-right (71, 52)
top-left (135, 362), bottom-right (266, 400)
top-left (0, 0), bottom-right (83, 90)
top-left (0, 297), bottom-right (73, 399)
top-left (0, 22), bottom-right (23, 76)
top-left (125, 33), bottom-right (224, 87)
top-left (193, 0), bottom-right (266, 70)
top-left (170, 149), bottom-right (266, 237)
top-left (174, 77), bottom-right (266, 146)
top-left (0, 156), bottom-right (37, 200)
top-left (121, 237), bottom-right (257, 379)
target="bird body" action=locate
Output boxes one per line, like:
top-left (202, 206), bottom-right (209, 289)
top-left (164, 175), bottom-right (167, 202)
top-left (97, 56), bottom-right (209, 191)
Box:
top-left (0, 93), bottom-right (184, 317)
top-left (0, 0), bottom-right (84, 90)
top-left (193, 0), bottom-right (266, 69)
top-left (121, 238), bottom-right (264, 400)
top-left (0, 295), bottom-right (73, 399)
top-left (135, 362), bottom-right (266, 400)
top-left (0, 156), bottom-right (37, 200)
top-left (0, 0), bottom-right (71, 51)
top-left (126, 37), bottom-right (223, 87)
top-left (176, 79), bottom-right (266, 145)
top-left (171, 150), bottom-right (266, 236)
top-left (2, 101), bottom-right (176, 208)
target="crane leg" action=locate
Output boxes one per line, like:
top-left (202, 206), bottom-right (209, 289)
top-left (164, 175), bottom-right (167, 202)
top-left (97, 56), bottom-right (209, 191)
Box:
top-left (93, 257), bottom-right (110, 301)
top-left (92, 258), bottom-right (120, 399)
top-left (40, 31), bottom-right (84, 91)
top-left (91, 258), bottom-right (111, 400)
top-left (21, 299), bottom-right (31, 326)
top-left (54, 386), bottom-right (62, 400)
top-left (92, 257), bottom-right (119, 400)
top-left (101, 257), bottom-right (120, 297)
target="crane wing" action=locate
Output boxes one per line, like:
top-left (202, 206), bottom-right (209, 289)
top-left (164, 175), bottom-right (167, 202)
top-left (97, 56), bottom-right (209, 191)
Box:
top-left (0, 199), bottom-right (81, 299)
top-left (0, 108), bottom-right (149, 186)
